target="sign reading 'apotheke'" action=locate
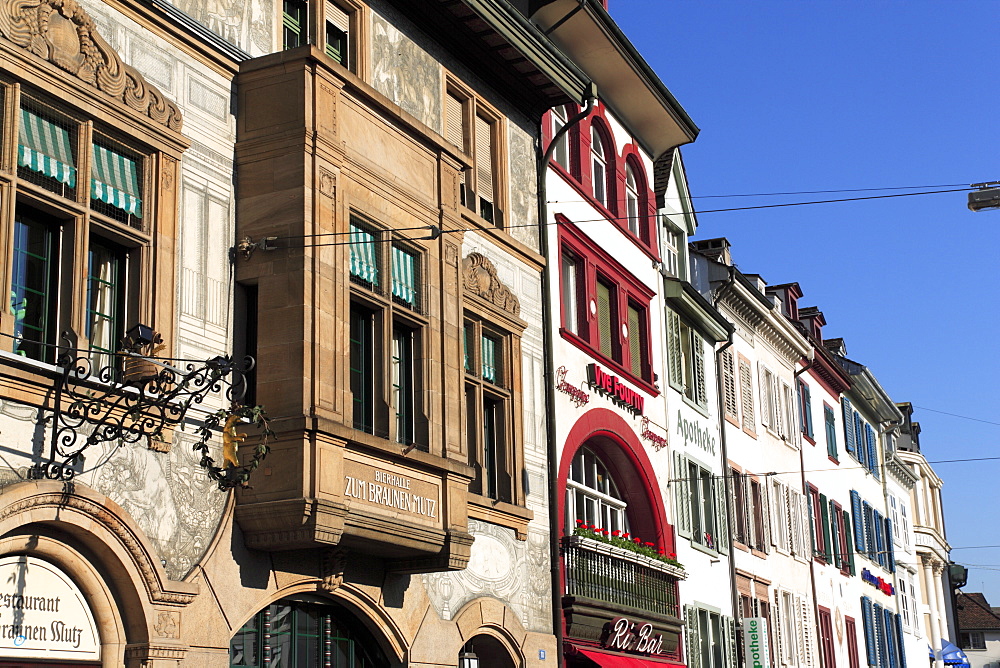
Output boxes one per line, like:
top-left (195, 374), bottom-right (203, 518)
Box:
top-left (587, 364), bottom-right (644, 416)
top-left (742, 617), bottom-right (771, 668)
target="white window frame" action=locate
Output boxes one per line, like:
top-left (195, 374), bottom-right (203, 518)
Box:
top-left (591, 125), bottom-right (607, 208)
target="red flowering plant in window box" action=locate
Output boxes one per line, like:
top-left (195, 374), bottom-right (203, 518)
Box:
top-left (573, 519), bottom-right (683, 568)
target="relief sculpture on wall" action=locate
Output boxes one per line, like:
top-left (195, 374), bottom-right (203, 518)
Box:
top-left (0, 0), bottom-right (183, 130)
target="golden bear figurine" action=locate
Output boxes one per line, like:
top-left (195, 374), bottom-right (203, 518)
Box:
top-left (222, 413), bottom-right (247, 468)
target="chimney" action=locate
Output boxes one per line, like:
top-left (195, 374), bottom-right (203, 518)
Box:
top-left (690, 237), bottom-right (732, 266)
top-left (824, 337), bottom-right (847, 357)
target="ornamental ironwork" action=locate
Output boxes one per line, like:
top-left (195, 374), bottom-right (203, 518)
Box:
top-left (30, 332), bottom-right (270, 490)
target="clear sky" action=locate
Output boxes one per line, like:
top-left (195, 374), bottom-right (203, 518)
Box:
top-left (610, 1), bottom-right (1000, 604)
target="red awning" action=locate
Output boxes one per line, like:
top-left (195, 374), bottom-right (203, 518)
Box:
top-left (577, 647), bottom-right (686, 668)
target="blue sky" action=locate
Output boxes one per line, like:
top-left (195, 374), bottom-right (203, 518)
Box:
top-left (610, 1), bottom-right (1000, 602)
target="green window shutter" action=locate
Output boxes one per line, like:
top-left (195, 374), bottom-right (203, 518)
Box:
top-left (803, 383), bottom-right (813, 437)
top-left (627, 303), bottom-right (642, 377)
top-left (844, 509), bottom-right (856, 575)
top-left (843, 397), bottom-right (856, 455)
top-left (820, 494), bottom-right (832, 562)
top-left (596, 281), bottom-right (613, 358)
top-left (391, 246), bottom-right (417, 307)
top-left (91, 143), bottom-right (142, 218)
top-left (830, 500), bottom-right (842, 568)
top-left (684, 606), bottom-right (701, 668)
top-left (725, 615), bottom-right (737, 668)
top-left (674, 452), bottom-right (691, 539)
top-left (861, 597), bottom-right (877, 666)
top-left (349, 221), bottom-right (379, 286)
top-left (715, 473), bottom-right (729, 554)
top-left (692, 332), bottom-right (708, 407)
top-left (825, 405), bottom-right (838, 458)
top-left (667, 309), bottom-right (683, 391)
top-left (18, 107), bottom-right (76, 187)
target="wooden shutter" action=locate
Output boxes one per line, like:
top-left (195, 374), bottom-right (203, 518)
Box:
top-left (882, 608), bottom-right (896, 668)
top-left (806, 489), bottom-right (816, 556)
top-left (674, 452), bottom-right (691, 538)
top-left (803, 383), bottom-right (813, 437)
top-left (820, 493), bottom-right (832, 562)
top-left (667, 309), bottom-right (683, 391)
top-left (773, 590), bottom-right (785, 661)
top-left (894, 614), bottom-right (907, 668)
top-left (759, 366), bottom-right (772, 429)
top-left (725, 615), bottom-right (737, 668)
top-left (867, 424), bottom-right (880, 480)
top-left (685, 605), bottom-right (701, 668)
top-left (885, 517), bottom-right (895, 572)
top-left (844, 509), bottom-right (857, 575)
top-left (799, 596), bottom-right (815, 668)
top-left (739, 357), bottom-right (755, 432)
top-left (861, 597), bottom-right (877, 667)
top-left (475, 114), bottom-right (494, 203)
top-left (830, 501), bottom-right (842, 568)
top-left (873, 603), bottom-right (887, 668)
top-left (863, 502), bottom-right (876, 560)
top-left (627, 303), bottom-right (642, 377)
top-left (851, 490), bottom-right (865, 548)
top-left (843, 397), bottom-right (856, 455)
top-left (715, 473), bottom-right (730, 554)
top-left (693, 332), bottom-right (708, 407)
top-left (446, 93), bottom-right (465, 150)
top-left (760, 478), bottom-right (772, 552)
top-left (722, 348), bottom-right (738, 420)
top-left (596, 281), bottom-right (613, 358)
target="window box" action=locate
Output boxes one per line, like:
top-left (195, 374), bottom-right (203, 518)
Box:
top-left (563, 534), bottom-right (687, 580)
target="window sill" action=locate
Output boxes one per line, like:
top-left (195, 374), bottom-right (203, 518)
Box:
top-left (828, 455), bottom-right (840, 465)
top-left (742, 427), bottom-right (758, 439)
top-left (724, 414), bottom-right (741, 429)
top-left (803, 434), bottom-right (816, 446)
top-left (679, 392), bottom-right (710, 419)
top-left (750, 548), bottom-right (768, 559)
top-left (558, 327), bottom-right (659, 398)
top-left (468, 494), bottom-right (533, 540)
top-left (689, 540), bottom-right (720, 558)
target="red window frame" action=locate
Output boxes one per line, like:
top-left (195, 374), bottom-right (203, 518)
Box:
top-left (558, 217), bottom-right (656, 391)
top-left (845, 616), bottom-right (860, 668)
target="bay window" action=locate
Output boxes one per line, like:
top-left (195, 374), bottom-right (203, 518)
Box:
top-left (348, 215), bottom-right (426, 447)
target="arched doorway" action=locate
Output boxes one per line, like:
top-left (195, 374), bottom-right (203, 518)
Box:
top-left (459, 634), bottom-right (517, 668)
top-left (230, 597), bottom-right (391, 667)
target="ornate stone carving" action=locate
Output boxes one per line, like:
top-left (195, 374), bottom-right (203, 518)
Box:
top-left (318, 169), bottom-right (336, 198)
top-left (0, 0), bottom-right (183, 131)
top-left (320, 547), bottom-right (347, 592)
top-left (462, 253), bottom-right (520, 316)
top-left (154, 611), bottom-right (180, 639)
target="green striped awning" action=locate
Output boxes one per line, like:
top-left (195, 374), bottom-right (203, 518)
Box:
top-left (18, 108), bottom-right (76, 187)
top-left (349, 222), bottom-right (379, 285)
top-left (481, 334), bottom-right (497, 383)
top-left (391, 246), bottom-right (416, 306)
top-left (91, 144), bottom-right (142, 218)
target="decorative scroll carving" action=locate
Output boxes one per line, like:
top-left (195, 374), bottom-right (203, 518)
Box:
top-left (320, 547), bottom-right (347, 592)
top-left (0, 0), bottom-right (183, 131)
top-left (462, 253), bottom-right (520, 316)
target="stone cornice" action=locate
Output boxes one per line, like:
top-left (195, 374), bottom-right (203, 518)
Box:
top-left (717, 285), bottom-right (809, 367)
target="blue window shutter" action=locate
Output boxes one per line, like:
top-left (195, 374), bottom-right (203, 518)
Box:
top-left (862, 597), bottom-right (877, 666)
top-left (865, 423), bottom-right (879, 478)
top-left (843, 398), bottom-right (856, 454)
top-left (864, 502), bottom-right (876, 560)
top-left (851, 491), bottom-right (865, 547)
top-left (873, 603), bottom-right (886, 668)
top-left (883, 608), bottom-right (897, 668)
top-left (874, 510), bottom-right (885, 568)
top-left (885, 517), bottom-right (895, 573)
top-left (854, 412), bottom-right (864, 460)
top-left (895, 614), bottom-right (907, 668)
top-left (844, 509), bottom-right (856, 575)
top-left (804, 384), bottom-right (813, 437)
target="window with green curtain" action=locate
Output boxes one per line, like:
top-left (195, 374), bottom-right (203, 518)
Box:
top-left (481, 334), bottom-right (498, 384)
top-left (91, 143), bottom-right (142, 218)
top-left (87, 241), bottom-right (122, 370)
top-left (10, 213), bottom-right (56, 362)
top-left (391, 246), bottom-right (417, 307)
top-left (18, 106), bottom-right (76, 187)
top-left (596, 280), bottom-right (613, 359)
top-left (348, 221), bottom-right (379, 286)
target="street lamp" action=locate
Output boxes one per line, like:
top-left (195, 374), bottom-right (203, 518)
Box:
top-left (458, 646), bottom-right (480, 668)
top-left (967, 182), bottom-right (1000, 211)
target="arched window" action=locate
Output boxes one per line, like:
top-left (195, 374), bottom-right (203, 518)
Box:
top-left (590, 125), bottom-right (608, 208)
top-left (551, 105), bottom-right (570, 169)
top-left (566, 446), bottom-right (629, 534)
top-left (625, 163), bottom-right (639, 236)
top-left (230, 598), bottom-right (390, 667)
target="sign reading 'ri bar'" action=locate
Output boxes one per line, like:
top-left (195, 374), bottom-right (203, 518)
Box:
top-left (743, 617), bottom-right (771, 668)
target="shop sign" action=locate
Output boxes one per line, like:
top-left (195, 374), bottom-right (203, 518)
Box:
top-left (343, 452), bottom-right (441, 528)
top-left (587, 364), bottom-right (644, 416)
top-left (743, 617), bottom-right (771, 668)
top-left (676, 410), bottom-right (716, 455)
top-left (861, 569), bottom-right (895, 595)
top-left (640, 417), bottom-right (668, 450)
top-left (602, 616), bottom-right (664, 655)
top-left (0, 556), bottom-right (100, 662)
top-left (555, 366), bottom-right (590, 407)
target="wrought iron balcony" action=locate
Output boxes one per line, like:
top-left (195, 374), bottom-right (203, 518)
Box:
top-left (562, 535), bottom-right (683, 619)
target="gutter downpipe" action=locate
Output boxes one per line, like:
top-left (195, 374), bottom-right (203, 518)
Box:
top-left (538, 89), bottom-right (596, 667)
top-left (712, 265), bottom-right (741, 662)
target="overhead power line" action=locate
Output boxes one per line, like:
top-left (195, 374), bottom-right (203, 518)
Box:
top-left (912, 406), bottom-right (1000, 427)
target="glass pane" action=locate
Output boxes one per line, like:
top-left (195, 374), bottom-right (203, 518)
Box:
top-left (481, 334), bottom-right (498, 384)
top-left (11, 214), bottom-right (55, 362)
top-left (230, 616), bottom-right (259, 667)
top-left (87, 242), bottom-right (120, 370)
top-left (561, 253), bottom-right (579, 335)
top-left (483, 398), bottom-right (498, 499)
top-left (296, 606), bottom-right (320, 666)
top-left (350, 308), bottom-right (374, 434)
top-left (392, 327), bottom-right (414, 444)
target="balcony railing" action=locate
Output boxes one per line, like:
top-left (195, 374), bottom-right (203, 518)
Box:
top-left (562, 535), bottom-right (682, 618)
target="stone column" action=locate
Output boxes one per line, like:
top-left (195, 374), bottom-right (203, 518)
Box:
top-left (932, 559), bottom-right (951, 646)
top-left (921, 554), bottom-right (942, 667)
